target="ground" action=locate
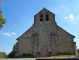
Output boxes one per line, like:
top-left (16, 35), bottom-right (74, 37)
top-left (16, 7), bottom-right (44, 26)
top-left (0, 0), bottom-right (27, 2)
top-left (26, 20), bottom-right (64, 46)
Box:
top-left (0, 56), bottom-right (79, 60)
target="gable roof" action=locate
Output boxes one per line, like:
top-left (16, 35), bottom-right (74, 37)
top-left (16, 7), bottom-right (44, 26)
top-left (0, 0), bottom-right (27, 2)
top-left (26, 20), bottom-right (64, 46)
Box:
top-left (34, 7), bottom-right (55, 16)
top-left (57, 25), bottom-right (75, 38)
top-left (16, 25), bottom-right (34, 40)
top-left (16, 8), bottom-right (75, 40)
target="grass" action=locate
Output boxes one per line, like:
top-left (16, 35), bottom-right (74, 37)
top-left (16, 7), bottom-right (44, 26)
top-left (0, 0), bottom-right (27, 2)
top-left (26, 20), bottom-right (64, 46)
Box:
top-left (50, 55), bottom-right (76, 58)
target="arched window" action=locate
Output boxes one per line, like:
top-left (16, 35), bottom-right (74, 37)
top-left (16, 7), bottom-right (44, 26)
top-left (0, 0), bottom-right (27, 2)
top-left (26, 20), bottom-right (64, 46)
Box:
top-left (46, 15), bottom-right (49, 21)
top-left (40, 15), bottom-right (43, 21)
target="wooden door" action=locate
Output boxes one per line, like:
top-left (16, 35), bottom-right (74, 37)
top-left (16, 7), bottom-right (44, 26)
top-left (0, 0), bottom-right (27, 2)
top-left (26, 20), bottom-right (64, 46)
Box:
top-left (41, 44), bottom-right (48, 57)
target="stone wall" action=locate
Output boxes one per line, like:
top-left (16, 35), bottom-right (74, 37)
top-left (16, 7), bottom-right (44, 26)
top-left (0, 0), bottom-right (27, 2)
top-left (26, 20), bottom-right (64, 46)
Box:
top-left (16, 8), bottom-right (76, 56)
top-left (56, 25), bottom-right (75, 54)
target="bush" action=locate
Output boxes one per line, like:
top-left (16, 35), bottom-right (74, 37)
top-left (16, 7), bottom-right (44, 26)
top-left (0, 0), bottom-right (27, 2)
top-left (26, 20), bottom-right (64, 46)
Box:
top-left (57, 52), bottom-right (63, 55)
top-left (22, 53), bottom-right (27, 56)
top-left (63, 52), bottom-right (68, 55)
top-left (37, 52), bottom-right (40, 54)
top-left (15, 55), bottom-right (36, 58)
top-left (69, 52), bottom-right (75, 55)
top-left (8, 51), bottom-right (16, 58)
top-left (15, 53), bottom-right (36, 58)
top-left (0, 52), bottom-right (7, 58)
top-left (27, 53), bottom-right (32, 56)
top-left (48, 52), bottom-right (52, 56)
top-left (48, 52), bottom-right (52, 53)
top-left (57, 52), bottom-right (75, 55)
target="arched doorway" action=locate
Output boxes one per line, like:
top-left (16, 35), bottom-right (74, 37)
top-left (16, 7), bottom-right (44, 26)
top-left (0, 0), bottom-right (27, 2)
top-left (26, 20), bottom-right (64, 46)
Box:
top-left (41, 43), bottom-right (48, 57)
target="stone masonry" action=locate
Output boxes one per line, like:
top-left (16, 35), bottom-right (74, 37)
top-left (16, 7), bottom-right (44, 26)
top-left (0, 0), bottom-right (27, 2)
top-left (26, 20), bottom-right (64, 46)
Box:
top-left (15, 8), bottom-right (76, 56)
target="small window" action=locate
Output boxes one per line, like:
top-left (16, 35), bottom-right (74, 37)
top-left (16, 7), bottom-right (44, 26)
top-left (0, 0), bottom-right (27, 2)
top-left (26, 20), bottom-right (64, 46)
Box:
top-left (46, 15), bottom-right (49, 21)
top-left (40, 15), bottom-right (43, 21)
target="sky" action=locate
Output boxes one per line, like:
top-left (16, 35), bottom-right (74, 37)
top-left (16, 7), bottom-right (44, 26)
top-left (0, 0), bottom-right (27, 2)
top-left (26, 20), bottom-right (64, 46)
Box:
top-left (0, 0), bottom-right (79, 54)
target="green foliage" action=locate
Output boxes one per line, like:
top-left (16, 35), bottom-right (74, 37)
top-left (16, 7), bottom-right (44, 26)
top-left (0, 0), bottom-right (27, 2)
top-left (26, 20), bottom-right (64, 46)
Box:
top-left (48, 51), bottom-right (52, 53)
top-left (8, 42), bottom-right (18, 58)
top-left (0, 10), bottom-right (6, 29)
top-left (0, 52), bottom-right (7, 58)
top-left (8, 51), bottom-right (16, 58)
top-left (57, 52), bottom-right (75, 55)
top-left (8, 42), bottom-right (36, 58)
top-left (22, 53), bottom-right (27, 56)
top-left (15, 55), bottom-right (36, 58)
top-left (15, 53), bottom-right (36, 58)
top-left (13, 42), bottom-right (18, 51)
top-left (27, 53), bottom-right (32, 56)
top-left (48, 52), bottom-right (52, 57)
top-left (8, 52), bottom-right (36, 58)
top-left (0, 24), bottom-right (3, 29)
top-left (37, 52), bottom-right (40, 54)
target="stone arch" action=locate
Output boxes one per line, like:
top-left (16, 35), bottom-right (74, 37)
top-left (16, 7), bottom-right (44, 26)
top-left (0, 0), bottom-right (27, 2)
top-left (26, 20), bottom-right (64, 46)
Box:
top-left (41, 43), bottom-right (48, 56)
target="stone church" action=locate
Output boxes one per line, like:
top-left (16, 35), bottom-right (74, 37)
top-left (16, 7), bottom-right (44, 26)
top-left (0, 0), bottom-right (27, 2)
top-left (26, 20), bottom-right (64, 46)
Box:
top-left (15, 8), bottom-right (76, 56)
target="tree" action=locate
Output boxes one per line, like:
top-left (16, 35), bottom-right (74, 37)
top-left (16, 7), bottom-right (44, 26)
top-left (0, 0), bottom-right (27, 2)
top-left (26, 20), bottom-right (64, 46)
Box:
top-left (8, 42), bottom-right (18, 58)
top-left (0, 10), bottom-right (6, 29)
top-left (0, 52), bottom-right (7, 58)
top-left (8, 51), bottom-right (15, 58)
top-left (13, 42), bottom-right (18, 51)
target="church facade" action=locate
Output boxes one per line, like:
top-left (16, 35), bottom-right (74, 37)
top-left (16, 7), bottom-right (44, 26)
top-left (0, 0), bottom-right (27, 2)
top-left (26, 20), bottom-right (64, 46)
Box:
top-left (15, 8), bottom-right (76, 56)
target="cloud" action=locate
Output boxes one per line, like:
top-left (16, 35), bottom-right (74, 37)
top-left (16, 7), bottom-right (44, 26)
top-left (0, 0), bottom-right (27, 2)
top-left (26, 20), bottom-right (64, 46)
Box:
top-left (2, 33), bottom-right (12, 36)
top-left (11, 32), bottom-right (16, 35)
top-left (2, 31), bottom-right (16, 37)
top-left (69, 14), bottom-right (74, 20)
top-left (64, 14), bottom-right (79, 22)
top-left (64, 16), bottom-right (68, 19)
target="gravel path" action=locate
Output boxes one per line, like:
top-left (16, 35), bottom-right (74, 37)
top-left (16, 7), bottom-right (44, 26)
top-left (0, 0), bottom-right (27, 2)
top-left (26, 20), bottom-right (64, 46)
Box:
top-left (0, 58), bottom-right (36, 60)
top-left (0, 56), bottom-right (79, 60)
